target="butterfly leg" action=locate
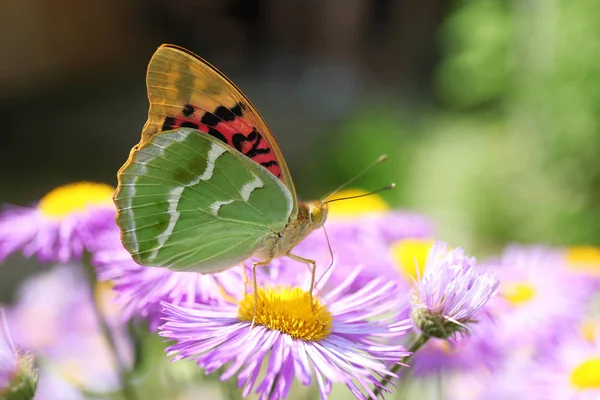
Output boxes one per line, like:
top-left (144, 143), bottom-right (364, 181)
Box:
top-left (250, 259), bottom-right (271, 329)
top-left (286, 253), bottom-right (317, 310)
top-left (242, 263), bottom-right (249, 296)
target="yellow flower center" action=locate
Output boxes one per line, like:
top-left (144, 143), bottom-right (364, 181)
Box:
top-left (392, 239), bottom-right (434, 280)
top-left (502, 282), bottom-right (536, 305)
top-left (38, 182), bottom-right (114, 219)
top-left (238, 287), bottom-right (332, 341)
top-left (566, 246), bottom-right (600, 276)
top-left (327, 188), bottom-right (389, 218)
top-left (570, 357), bottom-right (600, 389)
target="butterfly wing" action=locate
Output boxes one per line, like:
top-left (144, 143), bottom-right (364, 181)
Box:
top-left (142, 44), bottom-right (298, 217)
top-left (114, 128), bottom-right (294, 272)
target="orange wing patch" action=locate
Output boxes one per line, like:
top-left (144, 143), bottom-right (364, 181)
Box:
top-left (141, 45), bottom-right (296, 204)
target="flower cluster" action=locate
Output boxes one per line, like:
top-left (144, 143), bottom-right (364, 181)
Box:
top-left (6, 180), bottom-right (597, 399)
top-left (408, 245), bottom-right (600, 399)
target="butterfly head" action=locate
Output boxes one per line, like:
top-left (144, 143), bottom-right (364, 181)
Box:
top-left (306, 201), bottom-right (329, 228)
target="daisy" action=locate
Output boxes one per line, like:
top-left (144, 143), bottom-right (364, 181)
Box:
top-left (411, 242), bottom-right (499, 339)
top-left (440, 321), bottom-right (600, 400)
top-left (529, 325), bottom-right (600, 400)
top-left (491, 244), bottom-right (594, 350)
top-left (159, 266), bottom-right (412, 400)
top-left (0, 182), bottom-right (116, 263)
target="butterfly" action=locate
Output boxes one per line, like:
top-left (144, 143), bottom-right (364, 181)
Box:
top-left (113, 44), bottom-right (328, 316)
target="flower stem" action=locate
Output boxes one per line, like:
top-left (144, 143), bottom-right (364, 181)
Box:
top-left (82, 254), bottom-right (139, 400)
top-left (373, 333), bottom-right (430, 397)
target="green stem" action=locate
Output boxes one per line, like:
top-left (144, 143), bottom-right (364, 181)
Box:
top-left (373, 334), bottom-right (430, 397)
top-left (82, 254), bottom-right (139, 400)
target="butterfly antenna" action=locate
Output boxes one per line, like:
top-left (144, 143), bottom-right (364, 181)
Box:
top-left (322, 154), bottom-right (389, 203)
top-left (324, 183), bottom-right (396, 204)
top-left (315, 224), bottom-right (335, 287)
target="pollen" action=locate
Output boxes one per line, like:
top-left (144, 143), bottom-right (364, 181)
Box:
top-left (327, 188), bottom-right (389, 218)
top-left (38, 182), bottom-right (114, 219)
top-left (502, 282), bottom-right (536, 305)
top-left (570, 357), bottom-right (600, 389)
top-left (566, 246), bottom-right (600, 276)
top-left (238, 287), bottom-right (333, 341)
top-left (392, 238), bottom-right (434, 280)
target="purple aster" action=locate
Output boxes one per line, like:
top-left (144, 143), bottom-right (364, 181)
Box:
top-left (0, 182), bottom-right (116, 263)
top-left (160, 266), bottom-right (412, 400)
top-left (411, 242), bottom-right (499, 339)
top-left (528, 326), bottom-right (600, 400)
top-left (456, 326), bottom-right (600, 400)
top-left (93, 230), bottom-right (254, 331)
top-left (489, 244), bottom-right (595, 350)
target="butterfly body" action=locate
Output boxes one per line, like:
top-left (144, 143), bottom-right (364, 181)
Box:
top-left (114, 44), bottom-right (328, 278)
top-left (253, 201), bottom-right (328, 263)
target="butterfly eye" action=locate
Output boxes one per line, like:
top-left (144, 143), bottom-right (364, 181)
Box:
top-left (309, 202), bottom-right (328, 226)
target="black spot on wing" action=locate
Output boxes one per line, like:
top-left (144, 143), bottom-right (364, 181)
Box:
top-left (200, 104), bottom-right (244, 127)
top-left (231, 103), bottom-right (243, 117)
top-left (231, 133), bottom-right (245, 152)
top-left (260, 161), bottom-right (278, 168)
top-left (214, 105), bottom-right (236, 122)
top-left (245, 130), bottom-right (271, 158)
top-left (232, 129), bottom-right (271, 158)
top-left (180, 121), bottom-right (199, 129)
top-left (207, 128), bottom-right (227, 144)
top-left (162, 116), bottom-right (176, 131)
top-left (182, 104), bottom-right (194, 117)
top-left (200, 112), bottom-right (220, 127)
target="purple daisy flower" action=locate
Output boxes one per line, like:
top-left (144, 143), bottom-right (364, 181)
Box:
top-left (528, 326), bottom-right (600, 400)
top-left (490, 245), bottom-right (595, 350)
top-left (0, 182), bottom-right (116, 263)
top-left (93, 230), bottom-right (253, 331)
top-left (160, 266), bottom-right (412, 400)
top-left (411, 242), bottom-right (499, 339)
top-left (459, 325), bottom-right (600, 400)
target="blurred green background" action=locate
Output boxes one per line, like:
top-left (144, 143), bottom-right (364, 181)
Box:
top-left (2, 0), bottom-right (600, 295)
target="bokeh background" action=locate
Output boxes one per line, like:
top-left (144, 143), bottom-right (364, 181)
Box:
top-left (1, 0), bottom-right (599, 294)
